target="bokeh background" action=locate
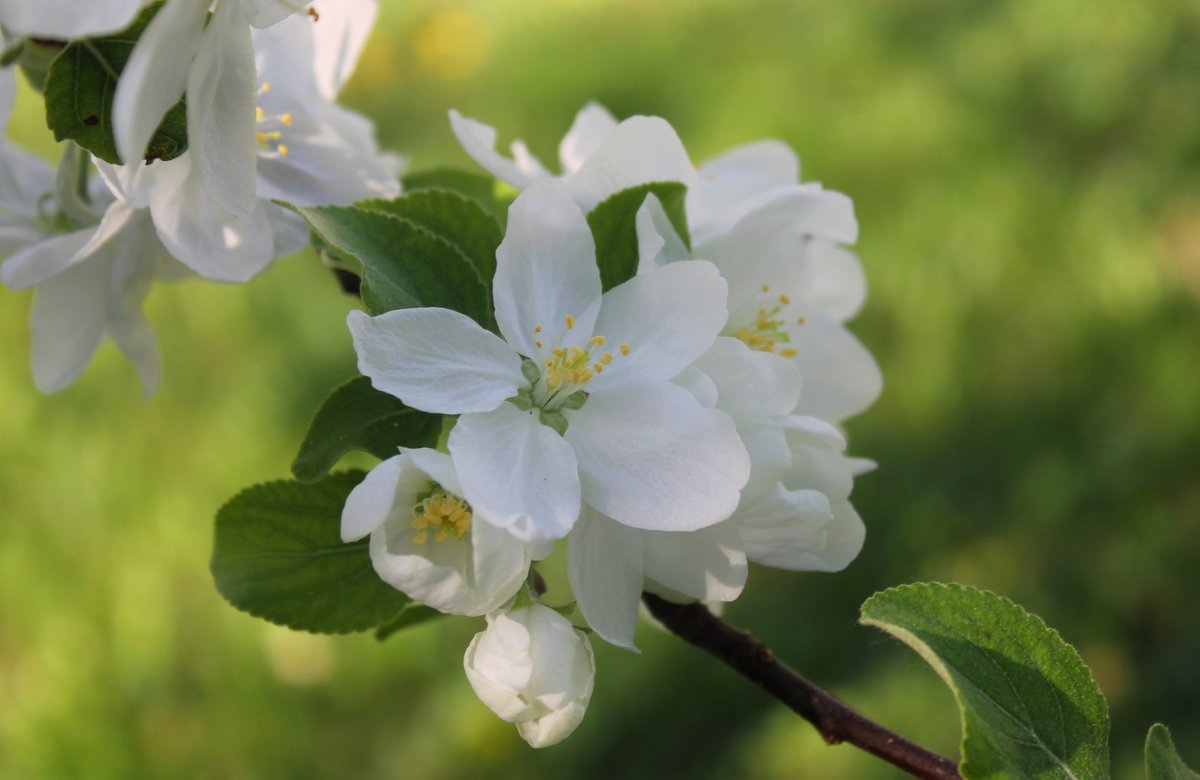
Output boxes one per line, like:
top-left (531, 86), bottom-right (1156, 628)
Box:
top-left (3, 0), bottom-right (1199, 777)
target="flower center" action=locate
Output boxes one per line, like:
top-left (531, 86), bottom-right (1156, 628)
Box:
top-left (255, 82), bottom-right (292, 158)
top-left (733, 284), bottom-right (801, 358)
top-left (411, 490), bottom-right (472, 545)
top-left (528, 316), bottom-right (631, 410)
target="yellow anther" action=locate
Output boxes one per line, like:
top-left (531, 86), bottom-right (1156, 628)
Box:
top-left (281, 113), bottom-right (293, 127)
top-left (535, 341), bottom-right (542, 349)
top-left (261, 82), bottom-right (272, 93)
top-left (619, 343), bottom-right (630, 356)
top-left (307, 6), bottom-right (320, 21)
top-left (736, 305), bottom-right (790, 354)
top-left (256, 107), bottom-right (265, 122)
top-left (544, 359), bottom-right (554, 368)
top-left (601, 352), bottom-right (613, 364)
top-left (593, 363), bottom-right (604, 372)
top-left (411, 491), bottom-right (473, 545)
top-left (780, 348), bottom-right (798, 357)
top-left (566, 314), bottom-right (575, 330)
top-left (779, 294), bottom-right (791, 305)
top-left (277, 144), bottom-right (289, 156)
top-left (761, 283), bottom-right (770, 293)
top-left (534, 325), bottom-right (542, 334)
top-left (796, 316), bottom-right (806, 325)
top-left (589, 335), bottom-right (606, 346)
top-left (413, 531), bottom-right (429, 545)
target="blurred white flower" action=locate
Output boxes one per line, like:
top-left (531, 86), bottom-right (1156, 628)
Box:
top-left (463, 603), bottom-right (595, 748)
top-left (349, 180), bottom-right (749, 543)
top-left (0, 71), bottom-right (177, 395)
top-left (116, 0), bottom-right (398, 283)
top-left (340, 448), bottom-right (532, 617)
top-left (0, 0), bottom-right (145, 39)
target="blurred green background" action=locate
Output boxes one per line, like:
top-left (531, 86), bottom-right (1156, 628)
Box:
top-left (3, 0), bottom-right (1199, 777)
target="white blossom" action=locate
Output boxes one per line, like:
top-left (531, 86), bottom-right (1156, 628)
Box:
top-left (349, 180), bottom-right (749, 543)
top-left (340, 448), bottom-right (532, 617)
top-left (463, 603), bottom-right (595, 748)
top-left (0, 0), bottom-right (145, 40)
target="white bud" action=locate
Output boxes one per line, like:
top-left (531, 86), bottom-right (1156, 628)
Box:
top-left (463, 603), bottom-right (595, 748)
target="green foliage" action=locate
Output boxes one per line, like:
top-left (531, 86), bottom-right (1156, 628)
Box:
top-left (1146, 724), bottom-right (1199, 780)
top-left (861, 583), bottom-right (1109, 779)
top-left (291, 376), bottom-right (442, 482)
top-left (292, 203), bottom-right (495, 329)
top-left (359, 189), bottom-right (502, 288)
top-left (211, 471), bottom-right (410, 634)
top-left (42, 2), bottom-right (188, 164)
top-left (587, 181), bottom-right (690, 291)
top-left (402, 167), bottom-right (512, 226)
top-left (374, 604), bottom-right (444, 641)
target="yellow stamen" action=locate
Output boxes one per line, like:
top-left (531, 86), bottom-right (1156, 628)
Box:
top-left (761, 283), bottom-right (770, 293)
top-left (589, 335), bottom-right (606, 346)
top-left (780, 348), bottom-right (798, 357)
top-left (281, 113), bottom-right (293, 127)
top-left (796, 316), bottom-right (806, 325)
top-left (565, 314), bottom-right (575, 330)
top-left (779, 294), bottom-right (791, 305)
top-left (534, 325), bottom-right (542, 334)
top-left (535, 341), bottom-right (542, 348)
top-left (619, 343), bottom-right (631, 356)
top-left (411, 491), bottom-right (473, 545)
top-left (277, 144), bottom-right (289, 157)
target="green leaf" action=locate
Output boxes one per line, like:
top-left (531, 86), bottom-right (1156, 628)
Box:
top-left (860, 582), bottom-right (1109, 780)
top-left (358, 189), bottom-right (502, 288)
top-left (587, 181), bottom-right (691, 291)
top-left (1146, 724), bottom-right (1200, 780)
top-left (291, 376), bottom-right (442, 482)
top-left (43, 3), bottom-right (188, 164)
top-left (211, 471), bottom-right (410, 634)
top-left (374, 604), bottom-right (444, 641)
top-left (292, 204), bottom-right (495, 329)
top-left (402, 167), bottom-right (512, 227)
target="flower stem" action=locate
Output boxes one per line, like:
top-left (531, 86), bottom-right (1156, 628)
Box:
top-left (642, 594), bottom-right (962, 780)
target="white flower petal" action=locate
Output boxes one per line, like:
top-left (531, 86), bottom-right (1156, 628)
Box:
top-left (815, 501), bottom-right (867, 572)
top-left (737, 485), bottom-right (835, 570)
top-left (558, 102), bottom-right (618, 174)
top-left (589, 261), bottom-right (727, 392)
top-left (564, 382), bottom-right (749, 532)
top-left (113, 0), bottom-right (208, 166)
top-left (642, 520), bottom-right (747, 603)
top-left (695, 183), bottom-right (858, 249)
top-left (310, 0), bottom-right (377, 98)
top-left (786, 307), bottom-right (882, 422)
top-left (187, 0), bottom-right (259, 215)
top-left (449, 109), bottom-right (541, 190)
top-left (1, 228), bottom-right (94, 291)
top-left (688, 140), bottom-right (800, 232)
top-left (567, 507), bottom-right (643, 650)
top-left (248, 0), bottom-right (310, 28)
top-left (450, 405), bottom-right (581, 542)
top-left (347, 308), bottom-right (523, 414)
top-left (28, 254), bottom-right (110, 393)
top-left (634, 192), bottom-right (690, 275)
top-left (493, 180), bottom-right (602, 356)
top-left (148, 155), bottom-right (275, 282)
top-left (511, 141), bottom-right (551, 180)
top-left (739, 423), bottom-right (792, 506)
top-left (796, 241), bottom-right (867, 323)
top-left (693, 336), bottom-right (802, 424)
top-left (671, 365), bottom-right (718, 408)
top-left (340, 453), bottom-right (409, 542)
top-left (569, 116), bottom-right (699, 213)
top-left (784, 441), bottom-right (855, 502)
top-left (105, 213), bottom-right (164, 397)
top-left (0, 0), bottom-right (144, 38)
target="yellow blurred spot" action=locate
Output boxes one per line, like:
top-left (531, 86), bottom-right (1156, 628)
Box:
top-left (264, 626), bottom-right (336, 687)
top-left (415, 10), bottom-right (492, 81)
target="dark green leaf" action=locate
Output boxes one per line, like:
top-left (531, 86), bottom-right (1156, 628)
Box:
top-left (861, 582), bottom-right (1110, 780)
top-left (402, 167), bottom-right (512, 227)
top-left (43, 3), bottom-right (188, 164)
top-left (291, 204), bottom-right (494, 329)
top-left (374, 604), bottom-right (444, 641)
top-left (291, 376), bottom-right (442, 482)
top-left (1146, 724), bottom-right (1199, 780)
top-left (587, 181), bottom-right (691, 291)
top-left (358, 189), bottom-right (502, 287)
top-left (211, 471), bottom-right (410, 634)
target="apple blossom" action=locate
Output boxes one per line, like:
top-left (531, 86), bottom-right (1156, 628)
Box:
top-left (340, 448), bottom-right (532, 617)
top-left (463, 603), bottom-right (595, 748)
top-left (0, 0), bottom-right (145, 40)
top-left (349, 180), bottom-right (750, 543)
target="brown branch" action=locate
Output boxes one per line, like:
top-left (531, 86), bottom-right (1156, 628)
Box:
top-left (642, 594), bottom-right (962, 780)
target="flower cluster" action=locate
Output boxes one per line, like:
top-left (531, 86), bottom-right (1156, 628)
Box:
top-left (0, 0), bottom-right (398, 393)
top-left (344, 104), bottom-right (881, 746)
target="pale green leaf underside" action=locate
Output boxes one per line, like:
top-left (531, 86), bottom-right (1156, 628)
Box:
top-left (1146, 724), bottom-right (1200, 780)
top-left (211, 471), bottom-right (410, 634)
top-left (861, 582), bottom-right (1110, 780)
top-left (587, 180), bottom-right (691, 291)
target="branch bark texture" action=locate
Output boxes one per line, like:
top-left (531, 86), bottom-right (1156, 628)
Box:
top-left (642, 594), bottom-right (962, 780)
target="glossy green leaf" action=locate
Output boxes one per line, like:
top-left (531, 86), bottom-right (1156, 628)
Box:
top-left (861, 582), bottom-right (1109, 780)
top-left (358, 189), bottom-right (502, 288)
top-left (374, 604), bottom-right (444, 641)
top-left (402, 167), bottom-right (512, 226)
top-left (211, 471), bottom-right (410, 634)
top-left (291, 204), bottom-right (494, 329)
top-left (291, 376), bottom-right (442, 482)
top-left (1146, 724), bottom-right (1199, 780)
top-left (43, 3), bottom-right (188, 164)
top-left (587, 181), bottom-right (691, 291)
